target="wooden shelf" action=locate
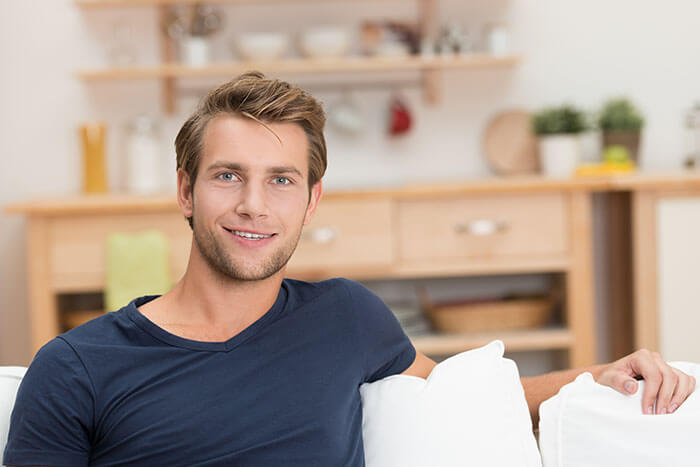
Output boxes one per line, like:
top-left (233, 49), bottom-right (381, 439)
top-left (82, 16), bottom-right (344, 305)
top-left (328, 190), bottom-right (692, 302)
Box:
top-left (76, 0), bottom-right (392, 6)
top-left (77, 55), bottom-right (520, 80)
top-left (411, 327), bottom-right (573, 355)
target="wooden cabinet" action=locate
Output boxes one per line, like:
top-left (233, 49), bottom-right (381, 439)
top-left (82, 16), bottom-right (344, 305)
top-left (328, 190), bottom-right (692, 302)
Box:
top-left (7, 178), bottom-right (604, 369)
top-left (49, 212), bottom-right (192, 292)
top-left (631, 187), bottom-right (700, 362)
top-left (15, 173), bottom-right (700, 367)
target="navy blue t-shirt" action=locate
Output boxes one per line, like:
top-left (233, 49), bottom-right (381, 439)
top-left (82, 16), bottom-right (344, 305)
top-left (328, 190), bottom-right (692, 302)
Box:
top-left (4, 278), bottom-right (416, 467)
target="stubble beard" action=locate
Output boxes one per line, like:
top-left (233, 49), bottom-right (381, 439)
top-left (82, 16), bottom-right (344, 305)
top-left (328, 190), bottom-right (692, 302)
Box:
top-left (191, 209), bottom-right (302, 282)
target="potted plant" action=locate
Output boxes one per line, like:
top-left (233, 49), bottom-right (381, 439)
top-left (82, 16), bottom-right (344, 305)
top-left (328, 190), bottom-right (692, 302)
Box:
top-left (598, 97), bottom-right (644, 163)
top-left (532, 104), bottom-right (588, 177)
top-left (162, 5), bottom-right (223, 66)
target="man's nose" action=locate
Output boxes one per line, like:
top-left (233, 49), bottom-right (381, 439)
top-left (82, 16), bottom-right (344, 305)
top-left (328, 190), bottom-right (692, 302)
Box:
top-left (234, 182), bottom-right (268, 219)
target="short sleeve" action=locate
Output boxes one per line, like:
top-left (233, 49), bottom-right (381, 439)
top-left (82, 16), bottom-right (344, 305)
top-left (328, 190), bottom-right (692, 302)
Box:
top-left (344, 280), bottom-right (417, 383)
top-left (3, 337), bottom-right (94, 467)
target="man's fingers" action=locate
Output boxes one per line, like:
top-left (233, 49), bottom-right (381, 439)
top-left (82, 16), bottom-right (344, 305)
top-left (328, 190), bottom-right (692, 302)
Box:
top-left (652, 352), bottom-right (679, 414)
top-left (668, 369), bottom-right (696, 413)
top-left (635, 352), bottom-right (663, 414)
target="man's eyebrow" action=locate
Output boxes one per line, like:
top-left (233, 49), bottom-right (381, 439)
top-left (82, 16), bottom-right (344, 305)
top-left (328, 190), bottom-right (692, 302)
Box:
top-left (206, 161), bottom-right (244, 173)
top-left (268, 166), bottom-right (303, 178)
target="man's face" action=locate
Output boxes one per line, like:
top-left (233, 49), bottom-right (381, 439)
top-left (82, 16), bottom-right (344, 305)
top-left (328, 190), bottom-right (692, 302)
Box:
top-left (178, 115), bottom-right (322, 282)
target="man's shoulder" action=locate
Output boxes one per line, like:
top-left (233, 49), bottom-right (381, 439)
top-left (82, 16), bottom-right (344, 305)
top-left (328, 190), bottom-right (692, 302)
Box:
top-left (283, 277), bottom-right (369, 303)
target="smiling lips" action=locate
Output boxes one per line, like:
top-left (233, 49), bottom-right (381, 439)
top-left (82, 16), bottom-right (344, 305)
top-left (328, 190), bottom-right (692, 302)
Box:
top-left (224, 227), bottom-right (276, 241)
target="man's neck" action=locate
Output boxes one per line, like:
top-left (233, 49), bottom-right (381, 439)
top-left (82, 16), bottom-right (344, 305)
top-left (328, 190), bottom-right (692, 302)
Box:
top-left (139, 242), bottom-right (284, 342)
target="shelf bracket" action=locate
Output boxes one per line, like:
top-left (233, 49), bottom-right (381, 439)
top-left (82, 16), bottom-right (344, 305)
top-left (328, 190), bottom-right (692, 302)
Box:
top-left (158, 5), bottom-right (177, 114)
top-left (422, 68), bottom-right (442, 105)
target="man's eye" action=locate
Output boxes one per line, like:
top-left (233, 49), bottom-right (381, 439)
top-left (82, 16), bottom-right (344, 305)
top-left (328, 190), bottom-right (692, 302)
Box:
top-left (219, 173), bottom-right (237, 182)
top-left (273, 177), bottom-right (291, 185)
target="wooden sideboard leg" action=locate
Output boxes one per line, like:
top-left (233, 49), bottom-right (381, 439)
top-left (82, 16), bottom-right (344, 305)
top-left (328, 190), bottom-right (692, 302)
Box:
top-left (605, 192), bottom-right (635, 360)
top-left (566, 191), bottom-right (597, 368)
top-left (27, 217), bottom-right (59, 357)
top-left (631, 191), bottom-right (659, 352)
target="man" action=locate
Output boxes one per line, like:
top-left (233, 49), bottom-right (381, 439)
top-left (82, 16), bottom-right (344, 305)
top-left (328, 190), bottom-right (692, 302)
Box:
top-left (4, 71), bottom-right (696, 466)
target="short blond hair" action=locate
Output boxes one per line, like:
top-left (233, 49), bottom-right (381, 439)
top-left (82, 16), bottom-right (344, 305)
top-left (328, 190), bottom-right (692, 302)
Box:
top-left (175, 71), bottom-right (327, 209)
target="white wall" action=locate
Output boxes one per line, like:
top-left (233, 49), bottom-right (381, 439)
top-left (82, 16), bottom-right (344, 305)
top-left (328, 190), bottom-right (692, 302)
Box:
top-left (2, 0), bottom-right (699, 365)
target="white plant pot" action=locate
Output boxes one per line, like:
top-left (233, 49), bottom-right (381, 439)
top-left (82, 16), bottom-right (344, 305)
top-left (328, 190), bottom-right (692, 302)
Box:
top-left (181, 36), bottom-right (210, 66)
top-left (539, 134), bottom-right (582, 178)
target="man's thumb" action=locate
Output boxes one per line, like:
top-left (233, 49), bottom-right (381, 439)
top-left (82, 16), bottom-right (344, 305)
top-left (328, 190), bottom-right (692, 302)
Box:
top-left (623, 379), bottom-right (638, 394)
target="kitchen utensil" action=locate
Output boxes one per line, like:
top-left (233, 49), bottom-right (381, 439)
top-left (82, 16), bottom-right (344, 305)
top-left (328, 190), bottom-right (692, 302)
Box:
top-left (182, 36), bottom-right (210, 66)
top-left (189, 4), bottom-right (222, 37)
top-left (162, 5), bottom-right (222, 39)
top-left (125, 115), bottom-right (162, 194)
top-left (299, 26), bottom-right (351, 59)
top-left (484, 22), bottom-right (510, 56)
top-left (387, 94), bottom-right (412, 136)
top-left (483, 109), bottom-right (539, 175)
top-left (235, 32), bottom-right (289, 60)
top-left (80, 122), bottom-right (108, 194)
top-left (684, 102), bottom-right (700, 168)
top-left (108, 21), bottom-right (136, 65)
top-left (329, 90), bottom-right (364, 135)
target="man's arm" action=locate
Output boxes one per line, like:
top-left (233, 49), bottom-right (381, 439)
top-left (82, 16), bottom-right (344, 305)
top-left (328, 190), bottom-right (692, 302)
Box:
top-left (402, 349), bottom-right (697, 427)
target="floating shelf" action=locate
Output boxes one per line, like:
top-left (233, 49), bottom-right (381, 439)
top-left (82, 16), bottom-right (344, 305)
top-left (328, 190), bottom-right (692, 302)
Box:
top-left (77, 55), bottom-right (521, 80)
top-left (411, 327), bottom-right (573, 356)
top-left (76, 0), bottom-right (395, 6)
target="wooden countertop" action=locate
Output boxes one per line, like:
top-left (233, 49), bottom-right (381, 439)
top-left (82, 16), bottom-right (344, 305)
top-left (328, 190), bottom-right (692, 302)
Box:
top-left (6, 171), bottom-right (700, 216)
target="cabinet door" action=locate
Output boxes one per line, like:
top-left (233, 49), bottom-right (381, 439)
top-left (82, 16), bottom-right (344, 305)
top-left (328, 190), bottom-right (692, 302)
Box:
top-left (397, 193), bottom-right (568, 262)
top-left (286, 198), bottom-right (394, 274)
top-left (657, 197), bottom-right (700, 361)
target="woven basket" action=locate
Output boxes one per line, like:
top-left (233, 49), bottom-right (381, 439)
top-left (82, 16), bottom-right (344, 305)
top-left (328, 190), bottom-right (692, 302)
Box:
top-left (423, 297), bottom-right (554, 334)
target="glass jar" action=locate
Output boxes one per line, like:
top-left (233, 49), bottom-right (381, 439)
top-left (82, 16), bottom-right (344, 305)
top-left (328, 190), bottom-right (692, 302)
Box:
top-left (125, 115), bottom-right (162, 194)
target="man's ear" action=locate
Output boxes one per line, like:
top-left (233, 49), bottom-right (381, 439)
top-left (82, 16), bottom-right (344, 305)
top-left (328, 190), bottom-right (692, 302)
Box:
top-left (303, 180), bottom-right (323, 226)
top-left (177, 168), bottom-right (193, 218)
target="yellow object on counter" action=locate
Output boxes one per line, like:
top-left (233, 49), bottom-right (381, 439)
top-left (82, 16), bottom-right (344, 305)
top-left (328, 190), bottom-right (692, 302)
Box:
top-left (80, 122), bottom-right (108, 193)
top-left (575, 161), bottom-right (637, 177)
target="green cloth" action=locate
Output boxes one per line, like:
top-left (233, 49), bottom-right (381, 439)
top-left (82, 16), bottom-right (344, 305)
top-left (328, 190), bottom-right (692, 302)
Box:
top-left (104, 230), bottom-right (172, 312)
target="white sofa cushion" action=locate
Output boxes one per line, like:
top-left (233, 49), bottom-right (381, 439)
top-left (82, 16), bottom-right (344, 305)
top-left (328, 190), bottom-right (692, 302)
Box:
top-left (360, 340), bottom-right (542, 467)
top-left (1, 366), bottom-right (27, 465)
top-left (539, 361), bottom-right (700, 467)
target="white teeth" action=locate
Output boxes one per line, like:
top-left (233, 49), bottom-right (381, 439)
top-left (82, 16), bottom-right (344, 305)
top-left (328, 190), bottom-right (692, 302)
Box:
top-left (232, 230), bottom-right (273, 240)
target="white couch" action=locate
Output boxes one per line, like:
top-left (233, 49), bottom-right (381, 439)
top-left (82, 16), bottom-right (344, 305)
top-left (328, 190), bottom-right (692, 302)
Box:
top-left (1, 367), bottom-right (26, 467)
top-left (3, 346), bottom-right (699, 467)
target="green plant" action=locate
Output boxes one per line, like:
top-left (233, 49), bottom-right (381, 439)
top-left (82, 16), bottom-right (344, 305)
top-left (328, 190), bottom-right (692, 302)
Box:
top-left (532, 104), bottom-right (588, 136)
top-left (598, 98), bottom-right (644, 131)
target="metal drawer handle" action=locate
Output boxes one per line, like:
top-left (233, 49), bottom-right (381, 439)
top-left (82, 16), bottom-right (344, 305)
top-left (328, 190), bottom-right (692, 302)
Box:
top-left (454, 219), bottom-right (509, 236)
top-left (303, 226), bottom-right (338, 244)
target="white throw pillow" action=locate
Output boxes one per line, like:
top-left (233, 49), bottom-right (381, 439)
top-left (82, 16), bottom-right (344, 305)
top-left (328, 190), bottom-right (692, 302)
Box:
top-left (1, 366), bottom-right (27, 465)
top-left (538, 362), bottom-right (700, 467)
top-left (360, 340), bottom-right (542, 467)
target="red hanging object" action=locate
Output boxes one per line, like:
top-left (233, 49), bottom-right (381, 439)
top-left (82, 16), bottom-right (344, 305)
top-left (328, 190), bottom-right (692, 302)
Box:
top-left (387, 94), bottom-right (413, 136)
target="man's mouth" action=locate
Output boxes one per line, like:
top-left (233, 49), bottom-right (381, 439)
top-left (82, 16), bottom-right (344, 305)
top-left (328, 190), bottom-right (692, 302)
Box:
top-left (224, 228), bottom-right (276, 240)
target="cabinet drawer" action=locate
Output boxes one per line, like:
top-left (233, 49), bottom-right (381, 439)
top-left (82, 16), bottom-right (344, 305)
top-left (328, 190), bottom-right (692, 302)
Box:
top-left (288, 198), bottom-right (394, 271)
top-left (49, 212), bottom-right (192, 291)
top-left (397, 193), bottom-right (568, 262)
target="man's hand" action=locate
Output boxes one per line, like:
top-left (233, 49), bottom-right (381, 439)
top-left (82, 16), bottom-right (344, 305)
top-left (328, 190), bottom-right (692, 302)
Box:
top-left (596, 349), bottom-right (697, 414)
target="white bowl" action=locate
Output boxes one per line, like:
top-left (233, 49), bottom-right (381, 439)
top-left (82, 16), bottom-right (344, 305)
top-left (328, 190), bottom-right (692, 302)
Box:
top-left (235, 32), bottom-right (289, 60)
top-left (299, 26), bottom-right (351, 59)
